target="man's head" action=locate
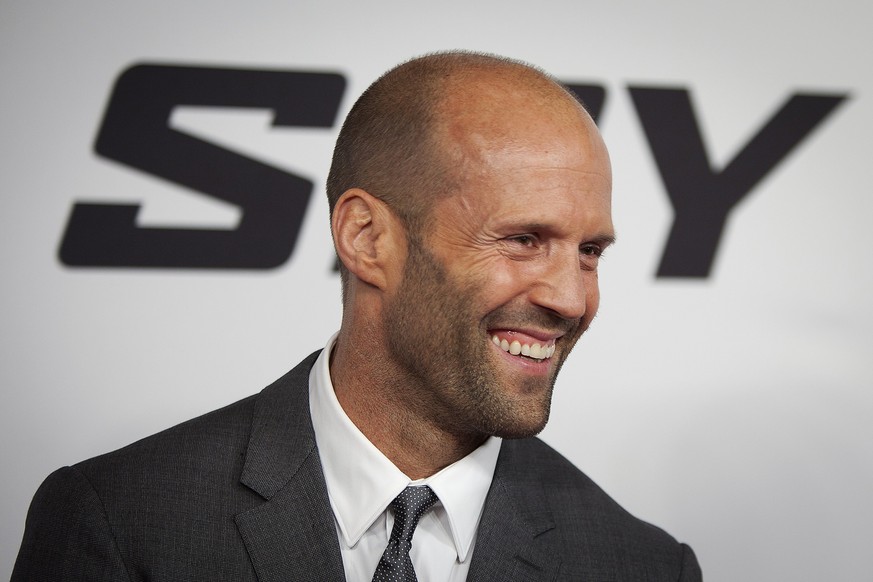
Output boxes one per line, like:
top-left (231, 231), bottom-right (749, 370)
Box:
top-left (326, 52), bottom-right (560, 289)
top-left (328, 52), bottom-right (614, 441)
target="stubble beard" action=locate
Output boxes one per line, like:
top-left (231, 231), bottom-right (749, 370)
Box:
top-left (382, 237), bottom-right (581, 440)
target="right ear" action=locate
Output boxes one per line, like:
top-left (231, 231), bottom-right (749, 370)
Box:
top-left (332, 188), bottom-right (405, 291)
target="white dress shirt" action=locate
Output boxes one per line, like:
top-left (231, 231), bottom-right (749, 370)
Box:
top-left (309, 334), bottom-right (502, 581)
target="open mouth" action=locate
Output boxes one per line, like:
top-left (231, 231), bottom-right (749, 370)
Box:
top-left (491, 335), bottom-right (556, 361)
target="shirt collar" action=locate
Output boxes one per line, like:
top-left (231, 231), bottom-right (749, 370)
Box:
top-left (309, 333), bottom-right (501, 563)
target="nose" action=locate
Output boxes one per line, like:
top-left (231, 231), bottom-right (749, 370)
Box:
top-left (528, 250), bottom-right (590, 321)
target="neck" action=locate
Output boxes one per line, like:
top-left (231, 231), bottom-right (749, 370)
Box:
top-left (329, 327), bottom-right (486, 480)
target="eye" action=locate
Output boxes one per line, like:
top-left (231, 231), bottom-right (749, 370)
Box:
top-left (507, 234), bottom-right (538, 247)
top-left (580, 243), bottom-right (604, 257)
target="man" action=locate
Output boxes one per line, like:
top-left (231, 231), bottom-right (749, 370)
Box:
top-left (14, 52), bottom-right (702, 581)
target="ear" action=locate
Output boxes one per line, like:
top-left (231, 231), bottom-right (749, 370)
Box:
top-left (332, 188), bottom-right (405, 291)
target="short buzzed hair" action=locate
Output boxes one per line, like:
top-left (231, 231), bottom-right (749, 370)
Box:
top-left (326, 51), bottom-right (572, 288)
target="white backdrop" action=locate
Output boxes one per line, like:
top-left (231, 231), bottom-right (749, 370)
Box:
top-left (2, 1), bottom-right (871, 580)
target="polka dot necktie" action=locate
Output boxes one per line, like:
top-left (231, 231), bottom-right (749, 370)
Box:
top-left (371, 485), bottom-right (439, 582)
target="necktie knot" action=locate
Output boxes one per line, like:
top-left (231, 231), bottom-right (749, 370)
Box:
top-left (372, 485), bottom-right (438, 582)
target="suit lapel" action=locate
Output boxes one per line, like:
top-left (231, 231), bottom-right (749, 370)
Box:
top-left (234, 352), bottom-right (346, 582)
top-left (467, 440), bottom-right (562, 582)
top-left (230, 353), bottom-right (566, 581)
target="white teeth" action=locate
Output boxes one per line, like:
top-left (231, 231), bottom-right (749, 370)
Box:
top-left (491, 335), bottom-right (555, 361)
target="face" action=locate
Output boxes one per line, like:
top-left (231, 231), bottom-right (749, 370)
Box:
top-left (382, 83), bottom-right (614, 440)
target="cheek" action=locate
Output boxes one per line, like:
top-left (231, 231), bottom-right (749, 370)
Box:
top-left (447, 249), bottom-right (519, 288)
top-left (479, 261), bottom-right (536, 301)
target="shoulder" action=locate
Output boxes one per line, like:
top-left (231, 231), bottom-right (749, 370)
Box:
top-left (496, 436), bottom-right (614, 502)
top-left (76, 391), bottom-right (259, 488)
top-left (497, 437), bottom-right (702, 580)
top-left (12, 395), bottom-right (265, 581)
top-left (499, 436), bottom-right (647, 521)
top-left (13, 353), bottom-right (321, 580)
top-left (74, 350), bottom-right (320, 489)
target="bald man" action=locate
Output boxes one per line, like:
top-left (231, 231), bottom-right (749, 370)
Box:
top-left (14, 52), bottom-right (702, 581)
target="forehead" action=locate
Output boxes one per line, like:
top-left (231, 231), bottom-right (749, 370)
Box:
top-left (438, 159), bottom-right (614, 245)
top-left (430, 73), bottom-right (612, 228)
top-left (436, 71), bottom-right (608, 178)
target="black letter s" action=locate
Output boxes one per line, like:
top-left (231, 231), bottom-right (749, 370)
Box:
top-left (59, 64), bottom-right (345, 269)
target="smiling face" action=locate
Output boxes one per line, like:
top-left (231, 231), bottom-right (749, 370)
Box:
top-left (381, 72), bottom-right (614, 439)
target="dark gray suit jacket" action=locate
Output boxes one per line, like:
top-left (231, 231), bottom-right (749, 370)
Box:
top-left (13, 352), bottom-right (702, 581)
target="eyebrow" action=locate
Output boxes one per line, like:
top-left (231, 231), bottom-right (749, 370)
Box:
top-left (515, 222), bottom-right (617, 247)
top-left (593, 233), bottom-right (617, 247)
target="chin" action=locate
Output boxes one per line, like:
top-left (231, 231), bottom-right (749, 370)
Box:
top-left (478, 398), bottom-right (552, 440)
top-left (489, 419), bottom-right (549, 440)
